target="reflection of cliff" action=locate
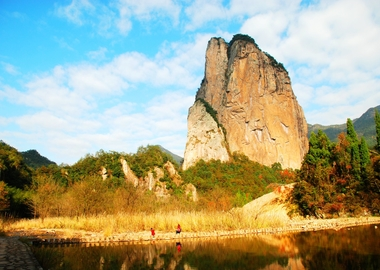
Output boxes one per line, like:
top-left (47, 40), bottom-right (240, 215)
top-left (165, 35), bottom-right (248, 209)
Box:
top-left (296, 225), bottom-right (380, 270)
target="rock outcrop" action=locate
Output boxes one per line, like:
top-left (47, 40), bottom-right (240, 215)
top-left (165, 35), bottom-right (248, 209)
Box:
top-left (163, 161), bottom-right (183, 186)
top-left (120, 158), bottom-right (190, 199)
top-left (120, 158), bottom-right (139, 187)
top-left (183, 35), bottom-right (308, 169)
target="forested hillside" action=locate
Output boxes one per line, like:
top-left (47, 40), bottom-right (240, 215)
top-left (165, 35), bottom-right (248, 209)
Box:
top-left (308, 105), bottom-right (380, 148)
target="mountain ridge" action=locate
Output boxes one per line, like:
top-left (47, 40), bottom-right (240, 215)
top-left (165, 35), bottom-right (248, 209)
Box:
top-left (21, 149), bottom-right (56, 169)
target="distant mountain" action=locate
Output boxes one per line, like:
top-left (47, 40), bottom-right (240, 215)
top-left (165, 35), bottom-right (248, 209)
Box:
top-left (158, 145), bottom-right (184, 166)
top-left (308, 105), bottom-right (380, 147)
top-left (21, 149), bottom-right (56, 169)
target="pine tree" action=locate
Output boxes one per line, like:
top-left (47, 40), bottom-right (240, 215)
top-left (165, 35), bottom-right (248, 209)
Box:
top-left (301, 130), bottom-right (333, 187)
top-left (346, 118), bottom-right (361, 179)
top-left (375, 109), bottom-right (380, 151)
top-left (359, 137), bottom-right (370, 169)
top-left (359, 137), bottom-right (370, 187)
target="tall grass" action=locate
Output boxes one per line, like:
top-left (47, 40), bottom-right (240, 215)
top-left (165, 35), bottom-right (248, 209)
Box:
top-left (3, 210), bottom-right (287, 236)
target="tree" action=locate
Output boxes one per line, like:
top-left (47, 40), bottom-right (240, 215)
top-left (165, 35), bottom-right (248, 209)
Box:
top-left (359, 137), bottom-right (370, 169)
top-left (375, 109), bottom-right (380, 151)
top-left (29, 175), bottom-right (63, 221)
top-left (68, 176), bottom-right (109, 217)
top-left (346, 118), bottom-right (361, 179)
top-left (299, 130), bottom-right (333, 187)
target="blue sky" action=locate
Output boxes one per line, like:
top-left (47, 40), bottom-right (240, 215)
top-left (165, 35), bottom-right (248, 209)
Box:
top-left (1, 0), bottom-right (380, 165)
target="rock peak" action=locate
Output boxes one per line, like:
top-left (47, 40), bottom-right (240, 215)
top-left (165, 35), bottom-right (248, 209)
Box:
top-left (184, 34), bottom-right (308, 169)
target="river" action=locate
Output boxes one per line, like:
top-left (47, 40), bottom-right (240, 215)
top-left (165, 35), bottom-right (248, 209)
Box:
top-left (31, 224), bottom-right (380, 269)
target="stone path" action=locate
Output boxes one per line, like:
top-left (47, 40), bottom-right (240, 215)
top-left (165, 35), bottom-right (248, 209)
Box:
top-left (0, 237), bottom-right (42, 270)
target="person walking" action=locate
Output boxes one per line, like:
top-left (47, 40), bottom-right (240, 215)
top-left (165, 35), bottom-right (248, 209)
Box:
top-left (151, 228), bottom-right (155, 239)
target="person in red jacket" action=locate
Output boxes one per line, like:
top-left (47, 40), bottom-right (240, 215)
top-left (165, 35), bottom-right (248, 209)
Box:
top-left (176, 224), bottom-right (181, 234)
top-left (151, 228), bottom-right (155, 239)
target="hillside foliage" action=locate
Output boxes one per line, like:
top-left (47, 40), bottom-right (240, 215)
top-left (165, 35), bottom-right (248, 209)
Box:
top-left (0, 140), bottom-right (292, 219)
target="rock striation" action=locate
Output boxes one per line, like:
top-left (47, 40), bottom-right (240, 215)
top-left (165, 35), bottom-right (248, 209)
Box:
top-left (183, 35), bottom-right (308, 169)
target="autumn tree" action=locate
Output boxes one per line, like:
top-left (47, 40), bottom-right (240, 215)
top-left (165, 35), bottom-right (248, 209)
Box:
top-left (29, 175), bottom-right (63, 222)
top-left (68, 176), bottom-right (110, 217)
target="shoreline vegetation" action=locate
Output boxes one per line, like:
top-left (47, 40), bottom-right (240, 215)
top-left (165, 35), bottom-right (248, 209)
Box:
top-left (3, 213), bottom-right (380, 244)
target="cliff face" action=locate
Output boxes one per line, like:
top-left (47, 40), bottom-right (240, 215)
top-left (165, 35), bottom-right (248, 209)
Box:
top-left (182, 100), bottom-right (230, 170)
top-left (184, 36), bottom-right (308, 169)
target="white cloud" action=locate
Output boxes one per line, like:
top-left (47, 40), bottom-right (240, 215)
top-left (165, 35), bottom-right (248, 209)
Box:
top-left (34, 89), bottom-right (194, 164)
top-left (116, 5), bottom-right (132, 35)
top-left (55, 0), bottom-right (181, 36)
top-left (87, 47), bottom-right (108, 60)
top-left (22, 73), bottom-right (92, 116)
top-left (229, 0), bottom-right (299, 16)
top-left (55, 0), bottom-right (94, 25)
top-left (185, 0), bottom-right (227, 30)
top-left (117, 0), bottom-right (180, 21)
top-left (115, 0), bottom-right (181, 35)
top-left (240, 11), bottom-right (289, 53)
top-left (14, 111), bottom-right (100, 133)
top-left (67, 63), bottom-right (128, 96)
top-left (1, 62), bottom-right (18, 75)
top-left (292, 83), bottom-right (314, 108)
top-left (304, 78), bottom-right (380, 125)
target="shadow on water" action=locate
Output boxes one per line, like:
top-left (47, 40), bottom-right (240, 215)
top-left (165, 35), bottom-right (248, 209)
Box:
top-left (30, 225), bottom-right (380, 270)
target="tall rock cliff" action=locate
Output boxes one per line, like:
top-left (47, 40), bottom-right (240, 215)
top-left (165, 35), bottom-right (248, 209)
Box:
top-left (183, 35), bottom-right (308, 170)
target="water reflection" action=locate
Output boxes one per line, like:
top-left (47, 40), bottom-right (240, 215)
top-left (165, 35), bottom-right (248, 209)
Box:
top-left (31, 225), bottom-right (380, 270)
top-left (176, 242), bottom-right (182, 252)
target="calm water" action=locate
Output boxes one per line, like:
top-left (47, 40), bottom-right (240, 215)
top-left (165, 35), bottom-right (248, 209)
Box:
top-left (31, 225), bottom-right (380, 270)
